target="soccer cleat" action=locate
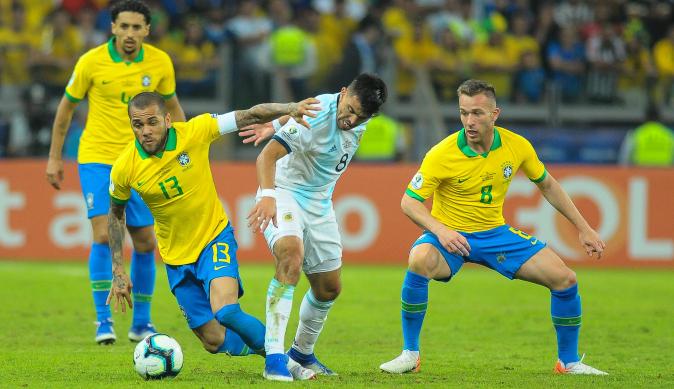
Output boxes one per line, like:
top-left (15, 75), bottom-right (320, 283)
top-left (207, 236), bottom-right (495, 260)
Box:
top-left (128, 323), bottom-right (157, 342)
top-left (263, 353), bottom-right (293, 382)
top-left (287, 347), bottom-right (337, 376)
top-left (554, 354), bottom-right (608, 375)
top-left (95, 319), bottom-right (116, 345)
top-left (380, 350), bottom-right (421, 374)
top-left (287, 356), bottom-right (317, 380)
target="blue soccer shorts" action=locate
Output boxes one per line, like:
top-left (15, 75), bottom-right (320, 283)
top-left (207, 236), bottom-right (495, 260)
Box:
top-left (412, 224), bottom-right (547, 281)
top-left (78, 163), bottom-right (153, 227)
top-left (165, 224), bottom-right (244, 329)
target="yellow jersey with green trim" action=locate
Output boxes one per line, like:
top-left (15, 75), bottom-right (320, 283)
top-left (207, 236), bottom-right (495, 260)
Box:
top-left (406, 126), bottom-right (546, 232)
top-left (109, 114), bottom-right (228, 265)
top-left (66, 38), bottom-right (176, 165)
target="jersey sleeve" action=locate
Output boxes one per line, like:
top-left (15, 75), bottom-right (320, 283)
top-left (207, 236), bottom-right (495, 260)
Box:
top-left (272, 118), bottom-right (311, 154)
top-left (405, 150), bottom-right (442, 202)
top-left (190, 113), bottom-right (221, 144)
top-left (64, 55), bottom-right (91, 103)
top-left (519, 138), bottom-right (547, 182)
top-left (155, 52), bottom-right (177, 99)
top-left (109, 157), bottom-right (132, 205)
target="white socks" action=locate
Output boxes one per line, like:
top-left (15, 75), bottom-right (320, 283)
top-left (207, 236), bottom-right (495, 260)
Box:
top-left (265, 278), bottom-right (295, 355)
top-left (292, 290), bottom-right (334, 355)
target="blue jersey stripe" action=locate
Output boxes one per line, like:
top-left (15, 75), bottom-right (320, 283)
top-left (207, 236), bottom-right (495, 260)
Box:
top-left (272, 135), bottom-right (292, 154)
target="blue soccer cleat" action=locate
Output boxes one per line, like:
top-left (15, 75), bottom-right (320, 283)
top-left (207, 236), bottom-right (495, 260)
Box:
top-left (263, 353), bottom-right (293, 381)
top-left (288, 347), bottom-right (337, 376)
top-left (127, 323), bottom-right (157, 342)
top-left (95, 318), bottom-right (116, 345)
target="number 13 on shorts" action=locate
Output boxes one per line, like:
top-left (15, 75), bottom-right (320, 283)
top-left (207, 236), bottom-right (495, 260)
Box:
top-left (211, 242), bottom-right (231, 270)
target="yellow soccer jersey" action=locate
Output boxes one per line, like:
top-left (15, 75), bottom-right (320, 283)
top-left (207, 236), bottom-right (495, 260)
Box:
top-left (109, 114), bottom-right (228, 265)
top-left (66, 38), bottom-right (176, 164)
top-left (406, 126), bottom-right (546, 232)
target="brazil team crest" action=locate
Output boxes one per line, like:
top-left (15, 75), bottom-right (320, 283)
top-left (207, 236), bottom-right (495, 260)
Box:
top-left (142, 75), bottom-right (151, 87)
top-left (501, 161), bottom-right (513, 179)
top-left (177, 152), bottom-right (191, 166)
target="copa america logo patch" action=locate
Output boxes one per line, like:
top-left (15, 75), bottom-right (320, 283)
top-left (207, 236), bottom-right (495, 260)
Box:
top-left (141, 75), bottom-right (151, 87)
top-left (177, 152), bottom-right (190, 166)
top-left (411, 172), bottom-right (424, 190)
top-left (502, 161), bottom-right (513, 179)
top-left (86, 192), bottom-right (94, 210)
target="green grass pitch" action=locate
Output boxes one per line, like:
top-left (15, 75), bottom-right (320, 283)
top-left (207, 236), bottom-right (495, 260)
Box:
top-left (0, 261), bottom-right (672, 388)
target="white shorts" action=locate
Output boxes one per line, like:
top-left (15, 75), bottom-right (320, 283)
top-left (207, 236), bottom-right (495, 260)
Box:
top-left (259, 188), bottom-right (342, 274)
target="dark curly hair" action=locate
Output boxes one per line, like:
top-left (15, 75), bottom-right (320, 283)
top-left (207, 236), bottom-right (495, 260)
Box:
top-left (111, 0), bottom-right (151, 25)
top-left (347, 73), bottom-right (387, 117)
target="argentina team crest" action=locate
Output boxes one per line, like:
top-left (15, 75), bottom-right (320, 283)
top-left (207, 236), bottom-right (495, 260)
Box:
top-left (141, 75), bottom-right (151, 87)
top-left (177, 151), bottom-right (191, 166)
top-left (501, 161), bottom-right (513, 179)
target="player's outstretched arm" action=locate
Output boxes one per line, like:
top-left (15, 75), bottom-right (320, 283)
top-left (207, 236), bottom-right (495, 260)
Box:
top-left (46, 96), bottom-right (78, 190)
top-left (234, 97), bottom-right (321, 130)
top-left (401, 193), bottom-right (471, 256)
top-left (106, 202), bottom-right (133, 312)
top-left (247, 140), bottom-right (289, 233)
top-left (239, 116), bottom-right (293, 146)
top-left (534, 173), bottom-right (606, 259)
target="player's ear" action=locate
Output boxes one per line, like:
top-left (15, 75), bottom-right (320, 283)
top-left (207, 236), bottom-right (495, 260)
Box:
top-left (164, 112), bottom-right (172, 128)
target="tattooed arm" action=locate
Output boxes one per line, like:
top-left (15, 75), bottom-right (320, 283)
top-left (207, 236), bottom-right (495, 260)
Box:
top-left (106, 201), bottom-right (133, 312)
top-left (234, 97), bottom-right (321, 130)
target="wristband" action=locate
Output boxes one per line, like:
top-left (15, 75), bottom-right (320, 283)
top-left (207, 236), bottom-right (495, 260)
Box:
top-left (272, 119), bottom-right (282, 131)
top-left (259, 189), bottom-right (276, 199)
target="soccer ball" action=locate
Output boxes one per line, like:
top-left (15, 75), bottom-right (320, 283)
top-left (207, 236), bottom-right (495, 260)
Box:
top-left (133, 334), bottom-right (184, 380)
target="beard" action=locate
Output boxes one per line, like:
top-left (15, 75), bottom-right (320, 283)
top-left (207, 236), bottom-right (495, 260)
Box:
top-left (141, 132), bottom-right (168, 155)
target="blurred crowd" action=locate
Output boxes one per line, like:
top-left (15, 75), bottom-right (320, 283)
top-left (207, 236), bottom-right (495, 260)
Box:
top-left (0, 0), bottom-right (673, 161)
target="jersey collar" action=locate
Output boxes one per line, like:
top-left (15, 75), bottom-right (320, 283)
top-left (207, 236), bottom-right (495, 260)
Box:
top-left (457, 127), bottom-right (502, 158)
top-left (108, 37), bottom-right (145, 64)
top-left (135, 127), bottom-right (177, 159)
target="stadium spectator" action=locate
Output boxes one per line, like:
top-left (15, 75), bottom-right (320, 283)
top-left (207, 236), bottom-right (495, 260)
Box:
top-left (393, 19), bottom-right (442, 99)
top-left (470, 29), bottom-right (517, 100)
top-left (327, 15), bottom-right (384, 92)
top-left (227, 0), bottom-right (272, 107)
top-left (173, 16), bottom-right (221, 98)
top-left (431, 27), bottom-right (470, 101)
top-left (619, 31), bottom-right (656, 106)
top-left (76, 6), bottom-right (107, 50)
top-left (547, 26), bottom-right (585, 103)
top-left (379, 79), bottom-right (608, 376)
top-left (513, 50), bottom-right (546, 103)
top-left (619, 105), bottom-right (674, 167)
top-left (31, 7), bottom-right (84, 98)
top-left (585, 23), bottom-right (626, 103)
top-left (553, 0), bottom-right (593, 29)
top-left (653, 26), bottom-right (674, 105)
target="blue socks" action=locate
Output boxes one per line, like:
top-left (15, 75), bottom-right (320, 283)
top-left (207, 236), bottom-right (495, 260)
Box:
top-left (215, 303), bottom-right (265, 353)
top-left (217, 327), bottom-right (254, 356)
top-left (551, 284), bottom-right (581, 364)
top-left (130, 250), bottom-right (155, 326)
top-left (89, 242), bottom-right (112, 322)
top-left (401, 271), bottom-right (430, 351)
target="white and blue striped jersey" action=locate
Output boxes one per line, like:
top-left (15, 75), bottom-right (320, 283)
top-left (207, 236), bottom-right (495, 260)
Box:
top-left (272, 93), bottom-right (367, 213)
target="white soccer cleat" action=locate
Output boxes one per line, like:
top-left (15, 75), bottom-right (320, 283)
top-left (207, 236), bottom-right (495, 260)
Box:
top-left (287, 357), bottom-right (317, 380)
top-left (380, 350), bottom-right (420, 374)
top-left (554, 354), bottom-right (608, 375)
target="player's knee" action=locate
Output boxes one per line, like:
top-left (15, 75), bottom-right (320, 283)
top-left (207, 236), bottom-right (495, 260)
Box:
top-left (407, 250), bottom-right (435, 278)
top-left (132, 238), bottom-right (156, 253)
top-left (92, 231), bottom-right (109, 244)
top-left (314, 282), bottom-right (341, 301)
top-left (561, 269), bottom-right (577, 289)
top-left (201, 332), bottom-right (224, 354)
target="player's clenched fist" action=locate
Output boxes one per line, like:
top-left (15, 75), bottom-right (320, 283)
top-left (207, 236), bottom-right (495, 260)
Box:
top-left (248, 196), bottom-right (277, 233)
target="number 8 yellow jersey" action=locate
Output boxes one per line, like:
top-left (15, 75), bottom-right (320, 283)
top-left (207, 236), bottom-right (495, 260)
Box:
top-left (110, 114), bottom-right (229, 265)
top-left (406, 126), bottom-right (546, 232)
